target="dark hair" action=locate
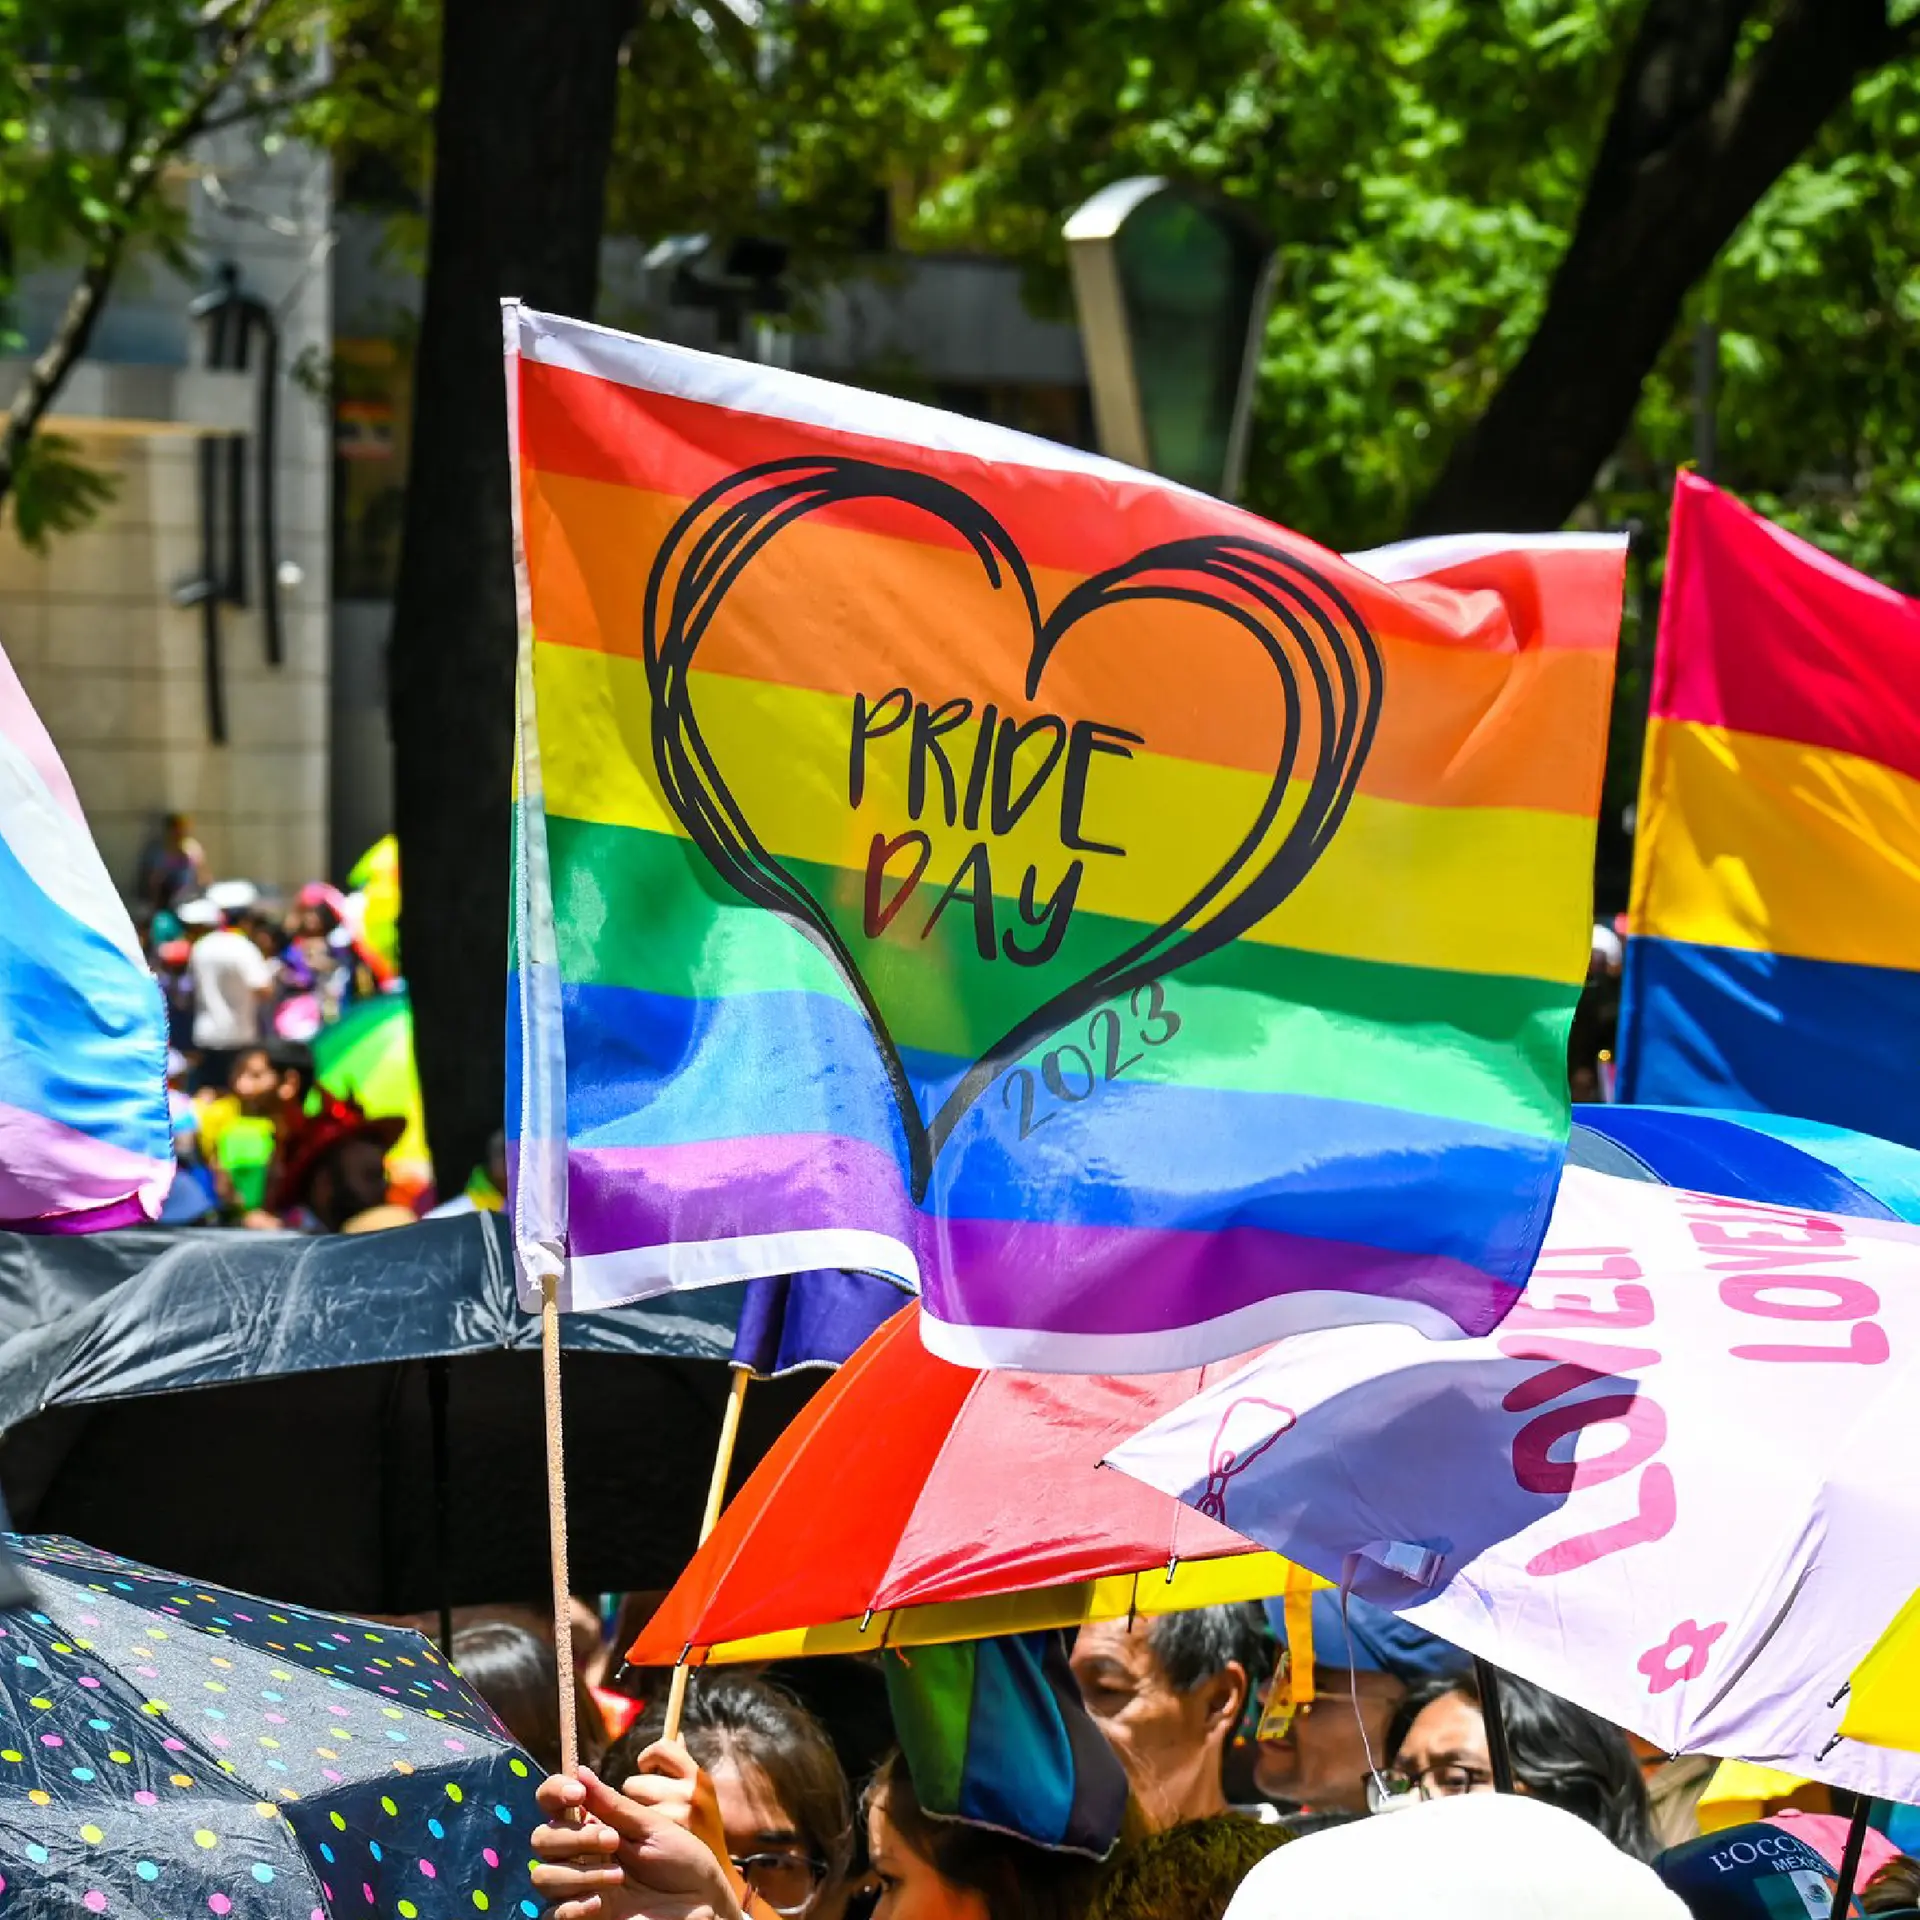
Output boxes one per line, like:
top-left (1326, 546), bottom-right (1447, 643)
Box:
top-left (452, 1620), bottom-right (603, 1776)
top-left (1864, 1854), bottom-right (1920, 1914)
top-left (1087, 1815), bottom-right (1285, 1920)
top-left (265, 1037), bottom-right (315, 1095)
top-left (867, 1749), bottom-right (1111, 1920)
top-left (1387, 1669), bottom-right (1655, 1860)
top-left (1145, 1604), bottom-right (1270, 1695)
top-left (606, 1671), bottom-right (853, 1882)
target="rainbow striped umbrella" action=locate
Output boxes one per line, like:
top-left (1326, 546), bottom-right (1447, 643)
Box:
top-left (309, 990), bottom-right (430, 1204)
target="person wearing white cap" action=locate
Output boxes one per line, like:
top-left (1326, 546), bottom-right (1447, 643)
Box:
top-left (1222, 1793), bottom-right (1688, 1920)
top-left (185, 894), bottom-right (277, 1084)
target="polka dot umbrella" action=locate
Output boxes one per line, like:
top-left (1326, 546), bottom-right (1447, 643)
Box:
top-left (0, 1534), bottom-right (541, 1920)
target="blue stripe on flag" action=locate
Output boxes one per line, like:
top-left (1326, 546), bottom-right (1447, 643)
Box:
top-left (0, 829), bottom-right (169, 1158)
top-left (1618, 935), bottom-right (1920, 1151)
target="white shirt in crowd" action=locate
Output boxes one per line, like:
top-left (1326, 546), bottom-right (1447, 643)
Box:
top-left (188, 927), bottom-right (274, 1049)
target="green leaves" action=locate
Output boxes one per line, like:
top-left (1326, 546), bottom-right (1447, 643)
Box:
top-left (5, 431), bottom-right (120, 554)
top-left (1600, 54), bottom-right (1920, 587)
top-left (0, 0), bottom-right (336, 526)
top-left (718, 0), bottom-right (1918, 586)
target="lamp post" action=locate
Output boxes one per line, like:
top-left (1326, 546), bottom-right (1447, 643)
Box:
top-left (1063, 178), bottom-right (1277, 500)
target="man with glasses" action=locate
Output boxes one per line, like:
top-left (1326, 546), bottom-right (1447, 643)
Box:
top-left (1374, 1681), bottom-right (1495, 1806)
top-left (1376, 1667), bottom-right (1658, 1858)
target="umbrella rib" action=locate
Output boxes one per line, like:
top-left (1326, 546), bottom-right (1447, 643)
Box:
top-left (1689, 1562), bottom-right (1818, 1724)
top-left (870, 1354), bottom-right (982, 1614)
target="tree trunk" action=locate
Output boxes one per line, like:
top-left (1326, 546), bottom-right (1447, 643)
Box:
top-left (389, 0), bottom-right (630, 1193)
top-left (1410, 0), bottom-right (1904, 535)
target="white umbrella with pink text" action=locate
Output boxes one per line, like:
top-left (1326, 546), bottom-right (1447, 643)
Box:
top-left (1108, 1163), bottom-right (1920, 1800)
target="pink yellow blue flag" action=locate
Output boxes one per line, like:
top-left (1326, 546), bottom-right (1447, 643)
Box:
top-left (1621, 472), bottom-right (1920, 1144)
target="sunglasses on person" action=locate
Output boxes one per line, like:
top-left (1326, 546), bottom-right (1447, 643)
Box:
top-left (731, 1850), bottom-right (832, 1916)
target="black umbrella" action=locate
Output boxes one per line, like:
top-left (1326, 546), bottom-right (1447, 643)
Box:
top-left (0, 1216), bottom-right (816, 1621)
top-left (0, 1533), bottom-right (542, 1919)
top-left (0, 1495), bottom-right (25, 1611)
top-left (0, 1225), bottom-right (197, 1346)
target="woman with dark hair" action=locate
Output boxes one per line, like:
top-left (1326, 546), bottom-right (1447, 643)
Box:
top-left (597, 1671), bottom-right (855, 1920)
top-left (1383, 1667), bottom-right (1656, 1859)
top-left (452, 1619), bottom-right (604, 1776)
top-left (864, 1747), bottom-right (1114, 1920)
top-left (535, 1631), bottom-right (1129, 1920)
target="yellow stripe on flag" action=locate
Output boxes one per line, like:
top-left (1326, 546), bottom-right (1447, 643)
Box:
top-left (533, 640), bottom-right (1593, 983)
top-left (1632, 719), bottom-right (1920, 970)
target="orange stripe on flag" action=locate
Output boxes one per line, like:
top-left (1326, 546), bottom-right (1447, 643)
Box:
top-left (521, 464), bottom-right (1611, 815)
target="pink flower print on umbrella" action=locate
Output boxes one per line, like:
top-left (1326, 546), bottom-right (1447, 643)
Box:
top-left (1638, 1618), bottom-right (1727, 1694)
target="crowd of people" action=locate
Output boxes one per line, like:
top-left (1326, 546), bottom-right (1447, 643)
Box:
top-left (415, 1593), bottom-right (1920, 1920)
top-left (130, 814), bottom-right (490, 1231)
top-left (120, 835), bottom-right (1891, 1918)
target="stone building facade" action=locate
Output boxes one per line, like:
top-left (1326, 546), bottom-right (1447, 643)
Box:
top-left (0, 131), bottom-right (333, 896)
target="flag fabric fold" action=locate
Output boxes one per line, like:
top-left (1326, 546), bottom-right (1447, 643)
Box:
top-left (0, 643), bottom-right (171, 1230)
top-left (1619, 473), bottom-right (1920, 1143)
top-left (728, 1269), bottom-right (909, 1376)
top-left (505, 302), bottom-right (1623, 1368)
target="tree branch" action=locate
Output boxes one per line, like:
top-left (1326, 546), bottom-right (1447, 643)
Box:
top-left (197, 74), bottom-right (334, 137)
top-left (1408, 0), bottom-right (1906, 535)
top-left (0, 0), bottom-right (295, 507)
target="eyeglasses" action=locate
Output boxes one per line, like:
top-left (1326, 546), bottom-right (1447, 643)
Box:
top-left (730, 1852), bottom-right (831, 1916)
top-left (1365, 1763), bottom-right (1497, 1812)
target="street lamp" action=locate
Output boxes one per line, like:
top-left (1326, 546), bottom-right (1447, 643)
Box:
top-left (1063, 178), bottom-right (1277, 500)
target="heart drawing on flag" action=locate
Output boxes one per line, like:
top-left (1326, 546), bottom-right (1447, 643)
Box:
top-left (643, 455), bottom-right (1384, 1202)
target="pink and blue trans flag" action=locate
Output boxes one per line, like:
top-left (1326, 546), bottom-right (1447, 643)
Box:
top-left (0, 643), bottom-right (172, 1229)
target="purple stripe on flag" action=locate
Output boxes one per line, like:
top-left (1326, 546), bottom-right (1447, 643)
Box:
top-left (0, 1101), bottom-right (172, 1231)
top-left (551, 1134), bottom-right (1512, 1340)
top-left (560, 1133), bottom-right (916, 1258)
top-left (921, 1217), bottom-right (1515, 1339)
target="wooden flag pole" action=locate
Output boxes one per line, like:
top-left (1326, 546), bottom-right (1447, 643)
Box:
top-left (541, 1272), bottom-right (580, 1775)
top-left (661, 1362), bottom-right (754, 1742)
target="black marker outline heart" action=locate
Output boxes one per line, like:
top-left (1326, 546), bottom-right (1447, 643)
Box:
top-left (643, 455), bottom-right (1384, 1204)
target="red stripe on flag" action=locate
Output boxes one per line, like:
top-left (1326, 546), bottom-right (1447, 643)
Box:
top-left (517, 356), bottom-right (1614, 656)
top-left (1653, 471), bottom-right (1920, 784)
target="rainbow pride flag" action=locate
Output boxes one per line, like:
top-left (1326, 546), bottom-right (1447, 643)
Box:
top-left (1619, 473), bottom-right (1920, 1143)
top-left (505, 305), bottom-right (1624, 1369)
top-left (0, 642), bottom-right (171, 1229)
